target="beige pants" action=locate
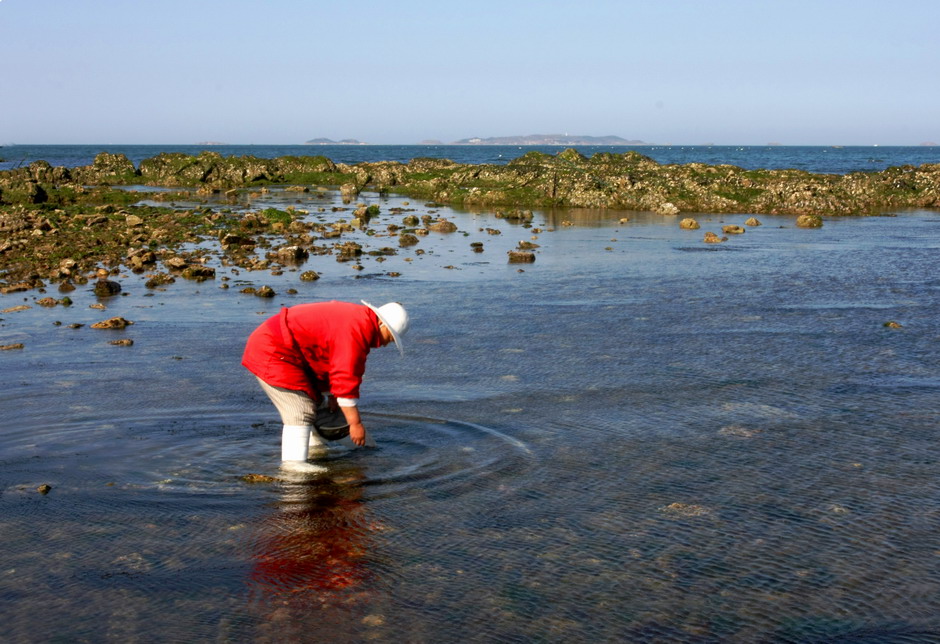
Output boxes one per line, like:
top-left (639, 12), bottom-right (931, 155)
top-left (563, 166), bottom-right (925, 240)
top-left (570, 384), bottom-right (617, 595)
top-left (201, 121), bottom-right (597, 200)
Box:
top-left (256, 378), bottom-right (318, 426)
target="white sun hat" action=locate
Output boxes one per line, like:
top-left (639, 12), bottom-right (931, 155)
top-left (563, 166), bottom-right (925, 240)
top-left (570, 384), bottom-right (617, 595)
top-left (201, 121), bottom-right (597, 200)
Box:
top-left (361, 300), bottom-right (409, 355)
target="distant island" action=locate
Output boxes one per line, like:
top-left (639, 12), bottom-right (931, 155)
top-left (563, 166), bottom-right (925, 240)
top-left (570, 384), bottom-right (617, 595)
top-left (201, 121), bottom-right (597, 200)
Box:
top-left (305, 138), bottom-right (367, 145)
top-left (303, 135), bottom-right (647, 146)
top-left (451, 134), bottom-right (647, 146)
top-left (194, 141), bottom-right (228, 146)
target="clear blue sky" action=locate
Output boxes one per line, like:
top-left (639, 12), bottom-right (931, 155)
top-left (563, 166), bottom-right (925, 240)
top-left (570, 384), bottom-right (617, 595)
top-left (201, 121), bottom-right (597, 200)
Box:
top-left (1, 0), bottom-right (937, 145)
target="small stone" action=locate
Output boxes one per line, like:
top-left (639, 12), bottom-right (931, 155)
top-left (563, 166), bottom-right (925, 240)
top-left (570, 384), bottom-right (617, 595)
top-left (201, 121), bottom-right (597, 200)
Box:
top-left (36, 297), bottom-right (58, 307)
top-left (90, 303), bottom-right (106, 310)
top-left (655, 202), bottom-right (680, 215)
top-left (255, 285), bottom-right (276, 298)
top-left (0, 343), bottom-right (25, 351)
top-left (883, 321), bottom-right (903, 329)
top-left (109, 339), bottom-right (134, 346)
top-left (164, 257), bottom-right (188, 270)
top-left (37, 484), bottom-right (52, 494)
top-left (679, 218), bottom-right (700, 230)
top-left (94, 280), bottom-right (122, 296)
top-left (508, 250), bottom-right (536, 263)
top-left (91, 317), bottom-right (134, 329)
top-left (399, 234), bottom-right (420, 247)
top-left (428, 219), bottom-right (458, 233)
top-left (181, 266), bottom-right (215, 281)
top-left (703, 231), bottom-right (726, 243)
top-left (722, 225), bottom-right (745, 234)
top-left (744, 217), bottom-right (762, 226)
top-left (299, 271), bottom-right (320, 282)
top-left (795, 214), bottom-right (823, 228)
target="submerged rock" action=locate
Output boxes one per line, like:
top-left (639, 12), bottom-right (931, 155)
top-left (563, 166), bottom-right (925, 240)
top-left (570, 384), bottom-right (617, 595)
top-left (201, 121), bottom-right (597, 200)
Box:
top-left (679, 218), bottom-right (700, 230)
top-left (744, 217), bottom-right (762, 226)
top-left (722, 225), bottom-right (745, 234)
top-left (660, 502), bottom-right (712, 517)
top-left (241, 473), bottom-right (278, 483)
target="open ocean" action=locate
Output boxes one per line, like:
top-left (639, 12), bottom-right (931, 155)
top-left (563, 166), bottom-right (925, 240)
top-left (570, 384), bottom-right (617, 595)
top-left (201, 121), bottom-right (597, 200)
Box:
top-left (2, 144), bottom-right (940, 641)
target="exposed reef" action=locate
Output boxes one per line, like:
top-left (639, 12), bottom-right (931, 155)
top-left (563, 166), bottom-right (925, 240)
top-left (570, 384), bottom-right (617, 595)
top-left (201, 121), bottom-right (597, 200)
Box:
top-left (3, 149), bottom-right (939, 217)
top-left (1, 148), bottom-right (938, 292)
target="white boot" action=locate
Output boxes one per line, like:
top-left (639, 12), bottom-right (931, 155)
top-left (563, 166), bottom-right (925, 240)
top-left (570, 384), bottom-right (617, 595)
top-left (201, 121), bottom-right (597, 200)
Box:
top-left (280, 425), bottom-right (326, 473)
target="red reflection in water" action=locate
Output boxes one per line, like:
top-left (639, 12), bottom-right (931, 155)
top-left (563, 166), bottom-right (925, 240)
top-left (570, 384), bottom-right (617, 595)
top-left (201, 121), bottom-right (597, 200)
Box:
top-left (248, 471), bottom-right (376, 599)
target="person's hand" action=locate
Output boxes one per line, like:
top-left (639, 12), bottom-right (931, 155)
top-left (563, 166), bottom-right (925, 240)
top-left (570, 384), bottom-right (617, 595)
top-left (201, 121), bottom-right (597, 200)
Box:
top-left (349, 422), bottom-right (367, 446)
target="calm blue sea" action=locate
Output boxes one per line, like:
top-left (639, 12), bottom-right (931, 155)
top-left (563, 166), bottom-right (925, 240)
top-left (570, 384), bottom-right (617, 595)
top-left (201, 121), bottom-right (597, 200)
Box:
top-left (3, 147), bottom-right (940, 640)
top-left (2, 143), bottom-right (940, 174)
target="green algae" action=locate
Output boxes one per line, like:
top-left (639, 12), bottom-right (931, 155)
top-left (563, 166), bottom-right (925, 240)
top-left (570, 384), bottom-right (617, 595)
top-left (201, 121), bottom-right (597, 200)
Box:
top-left (2, 149), bottom-right (940, 293)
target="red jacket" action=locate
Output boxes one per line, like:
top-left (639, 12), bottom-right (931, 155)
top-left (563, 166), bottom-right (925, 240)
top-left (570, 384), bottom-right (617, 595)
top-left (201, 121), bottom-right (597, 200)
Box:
top-left (242, 301), bottom-right (383, 401)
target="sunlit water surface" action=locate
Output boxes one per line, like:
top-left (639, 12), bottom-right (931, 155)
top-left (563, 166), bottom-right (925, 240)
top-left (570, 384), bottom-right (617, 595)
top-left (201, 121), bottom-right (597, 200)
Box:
top-left (2, 193), bottom-right (940, 642)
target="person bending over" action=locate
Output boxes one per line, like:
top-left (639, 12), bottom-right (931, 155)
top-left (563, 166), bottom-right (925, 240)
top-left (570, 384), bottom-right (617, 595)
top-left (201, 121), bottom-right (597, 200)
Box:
top-left (242, 300), bottom-right (409, 472)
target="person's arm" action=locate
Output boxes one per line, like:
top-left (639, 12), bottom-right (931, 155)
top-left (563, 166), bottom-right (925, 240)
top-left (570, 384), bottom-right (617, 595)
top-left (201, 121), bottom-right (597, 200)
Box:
top-left (338, 402), bottom-right (367, 446)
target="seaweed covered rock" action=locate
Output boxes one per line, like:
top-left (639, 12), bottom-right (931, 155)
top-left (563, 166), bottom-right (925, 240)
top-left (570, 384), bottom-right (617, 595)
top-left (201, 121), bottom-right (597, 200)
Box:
top-left (796, 214), bottom-right (824, 228)
top-left (428, 219), bottom-right (458, 233)
top-left (70, 153), bottom-right (138, 185)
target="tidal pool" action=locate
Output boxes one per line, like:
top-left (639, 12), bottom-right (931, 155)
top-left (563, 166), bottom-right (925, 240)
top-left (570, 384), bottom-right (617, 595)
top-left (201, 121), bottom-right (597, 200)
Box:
top-left (2, 195), bottom-right (940, 642)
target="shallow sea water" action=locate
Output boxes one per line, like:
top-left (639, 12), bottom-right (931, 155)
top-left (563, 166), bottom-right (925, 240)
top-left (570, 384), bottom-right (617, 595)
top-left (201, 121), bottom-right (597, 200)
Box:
top-left (2, 191), bottom-right (940, 642)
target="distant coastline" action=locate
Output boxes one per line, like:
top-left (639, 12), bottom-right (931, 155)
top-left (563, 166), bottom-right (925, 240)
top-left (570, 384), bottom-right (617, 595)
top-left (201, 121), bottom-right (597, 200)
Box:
top-left (305, 134), bottom-right (648, 146)
top-left (450, 134), bottom-right (647, 146)
top-left (305, 138), bottom-right (368, 146)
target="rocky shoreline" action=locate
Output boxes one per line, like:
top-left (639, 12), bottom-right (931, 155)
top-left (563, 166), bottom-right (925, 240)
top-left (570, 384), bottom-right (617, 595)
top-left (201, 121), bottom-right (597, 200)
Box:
top-left (1, 149), bottom-right (938, 294)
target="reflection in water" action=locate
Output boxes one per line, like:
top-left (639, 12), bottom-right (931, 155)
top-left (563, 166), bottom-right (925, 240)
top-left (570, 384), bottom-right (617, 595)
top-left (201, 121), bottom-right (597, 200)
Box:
top-left (245, 465), bottom-right (393, 641)
top-left (3, 196), bottom-right (940, 640)
top-left (248, 467), bottom-right (376, 603)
